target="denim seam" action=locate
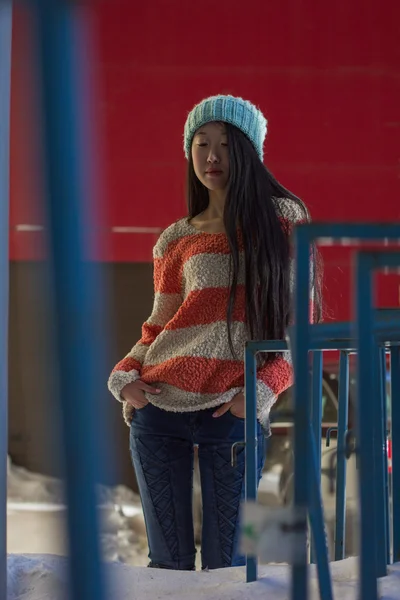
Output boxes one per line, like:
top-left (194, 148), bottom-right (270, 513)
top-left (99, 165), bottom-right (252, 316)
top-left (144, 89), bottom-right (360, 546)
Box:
top-left (211, 446), bottom-right (226, 569)
top-left (131, 434), bottom-right (177, 566)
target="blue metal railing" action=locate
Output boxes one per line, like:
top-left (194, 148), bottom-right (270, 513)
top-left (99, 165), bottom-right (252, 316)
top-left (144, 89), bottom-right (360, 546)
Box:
top-left (0, 4), bottom-right (12, 600)
top-left (32, 4), bottom-right (110, 600)
top-left (334, 350), bottom-right (350, 562)
top-left (244, 233), bottom-right (400, 600)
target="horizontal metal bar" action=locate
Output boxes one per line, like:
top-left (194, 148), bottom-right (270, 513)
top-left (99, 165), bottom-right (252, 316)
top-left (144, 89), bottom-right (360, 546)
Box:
top-left (246, 339), bottom-right (359, 352)
top-left (246, 340), bottom-right (289, 353)
top-left (297, 223), bottom-right (400, 243)
top-left (310, 322), bottom-right (400, 343)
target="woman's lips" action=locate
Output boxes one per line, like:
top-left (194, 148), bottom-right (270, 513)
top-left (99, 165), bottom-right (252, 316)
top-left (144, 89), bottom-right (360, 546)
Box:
top-left (205, 170), bottom-right (223, 177)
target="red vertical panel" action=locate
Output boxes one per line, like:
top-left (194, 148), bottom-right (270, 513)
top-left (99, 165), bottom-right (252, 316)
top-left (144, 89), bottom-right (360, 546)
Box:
top-left (9, 7), bottom-right (46, 260)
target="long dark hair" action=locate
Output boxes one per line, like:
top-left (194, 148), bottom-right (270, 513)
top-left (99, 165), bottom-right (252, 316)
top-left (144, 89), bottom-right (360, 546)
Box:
top-left (187, 123), bottom-right (323, 360)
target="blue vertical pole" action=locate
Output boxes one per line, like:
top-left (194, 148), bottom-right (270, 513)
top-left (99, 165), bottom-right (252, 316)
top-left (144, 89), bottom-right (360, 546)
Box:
top-left (371, 344), bottom-right (387, 577)
top-left (355, 254), bottom-right (378, 600)
top-left (335, 351), bottom-right (349, 560)
top-left (0, 4), bottom-right (12, 600)
top-left (33, 4), bottom-right (106, 600)
top-left (245, 345), bottom-right (258, 583)
top-left (391, 346), bottom-right (400, 562)
top-left (291, 226), bottom-right (311, 600)
top-left (379, 347), bottom-right (390, 564)
top-left (308, 422), bottom-right (333, 600)
top-left (310, 350), bottom-right (323, 564)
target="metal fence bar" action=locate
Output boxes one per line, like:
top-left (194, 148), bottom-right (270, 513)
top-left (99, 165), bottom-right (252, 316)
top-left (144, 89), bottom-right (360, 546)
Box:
top-left (0, 3), bottom-right (12, 599)
top-left (334, 350), bottom-right (349, 560)
top-left (391, 346), bottom-right (400, 562)
top-left (297, 222), bottom-right (400, 241)
top-left (308, 422), bottom-right (333, 600)
top-left (291, 226), bottom-right (312, 600)
top-left (310, 351), bottom-right (323, 564)
top-left (244, 345), bottom-right (258, 583)
top-left (251, 337), bottom-right (400, 353)
top-left (356, 253), bottom-right (381, 600)
top-left (379, 346), bottom-right (391, 564)
top-left (310, 319), bottom-right (400, 342)
top-left (369, 350), bottom-right (388, 576)
top-left (34, 4), bottom-right (106, 600)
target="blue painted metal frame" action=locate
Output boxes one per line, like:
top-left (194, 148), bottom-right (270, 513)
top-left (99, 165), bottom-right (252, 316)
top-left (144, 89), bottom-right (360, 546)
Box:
top-left (244, 346), bottom-right (258, 583)
top-left (391, 346), bottom-right (400, 562)
top-left (334, 351), bottom-right (349, 561)
top-left (33, 4), bottom-right (107, 600)
top-left (379, 346), bottom-right (391, 564)
top-left (0, 3), bottom-right (12, 599)
top-left (308, 422), bottom-right (333, 600)
top-left (291, 224), bottom-right (321, 600)
top-left (244, 341), bottom-right (332, 597)
top-left (310, 351), bottom-right (323, 565)
top-left (292, 225), bottom-right (400, 600)
top-left (355, 250), bottom-right (400, 599)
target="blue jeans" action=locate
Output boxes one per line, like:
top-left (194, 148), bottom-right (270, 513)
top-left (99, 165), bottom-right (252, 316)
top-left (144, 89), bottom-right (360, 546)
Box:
top-left (129, 403), bottom-right (265, 570)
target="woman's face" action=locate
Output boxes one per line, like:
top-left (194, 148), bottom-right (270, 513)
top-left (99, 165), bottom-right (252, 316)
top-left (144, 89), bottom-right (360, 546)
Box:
top-left (191, 122), bottom-right (229, 192)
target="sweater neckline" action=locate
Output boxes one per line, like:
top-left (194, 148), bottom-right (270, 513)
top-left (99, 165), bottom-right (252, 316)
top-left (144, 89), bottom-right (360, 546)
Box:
top-left (184, 217), bottom-right (227, 237)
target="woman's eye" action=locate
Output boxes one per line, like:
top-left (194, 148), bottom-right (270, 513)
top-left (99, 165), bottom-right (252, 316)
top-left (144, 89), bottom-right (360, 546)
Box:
top-left (221, 142), bottom-right (228, 147)
top-left (197, 143), bottom-right (207, 147)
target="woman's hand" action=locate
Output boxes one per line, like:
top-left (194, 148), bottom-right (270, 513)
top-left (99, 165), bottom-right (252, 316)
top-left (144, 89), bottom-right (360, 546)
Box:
top-left (121, 380), bottom-right (161, 409)
top-left (212, 392), bottom-right (245, 419)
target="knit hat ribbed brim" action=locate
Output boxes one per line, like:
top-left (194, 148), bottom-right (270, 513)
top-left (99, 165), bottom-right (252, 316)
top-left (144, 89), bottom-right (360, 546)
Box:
top-left (183, 95), bottom-right (267, 161)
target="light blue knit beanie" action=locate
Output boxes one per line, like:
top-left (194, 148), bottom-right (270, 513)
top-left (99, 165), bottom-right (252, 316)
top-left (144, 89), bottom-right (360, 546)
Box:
top-left (184, 95), bottom-right (267, 161)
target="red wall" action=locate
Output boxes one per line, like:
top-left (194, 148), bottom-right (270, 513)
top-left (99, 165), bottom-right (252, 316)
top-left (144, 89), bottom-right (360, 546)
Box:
top-left (9, 1), bottom-right (400, 319)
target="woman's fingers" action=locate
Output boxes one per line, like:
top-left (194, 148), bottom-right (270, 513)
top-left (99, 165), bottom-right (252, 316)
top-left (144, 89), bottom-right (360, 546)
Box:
top-left (212, 402), bottom-right (232, 418)
top-left (124, 393), bottom-right (149, 409)
top-left (137, 381), bottom-right (161, 394)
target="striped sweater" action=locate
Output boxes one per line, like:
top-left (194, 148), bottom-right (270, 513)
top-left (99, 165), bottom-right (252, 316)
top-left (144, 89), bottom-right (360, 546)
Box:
top-left (108, 197), bottom-right (311, 428)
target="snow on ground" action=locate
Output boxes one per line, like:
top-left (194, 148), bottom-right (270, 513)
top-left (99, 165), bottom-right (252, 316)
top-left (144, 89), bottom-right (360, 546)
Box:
top-left (7, 457), bottom-right (148, 566)
top-left (7, 457), bottom-right (400, 599)
top-left (6, 554), bottom-right (400, 600)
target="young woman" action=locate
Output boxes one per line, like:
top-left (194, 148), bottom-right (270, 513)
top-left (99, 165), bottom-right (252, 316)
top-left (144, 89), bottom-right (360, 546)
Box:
top-left (108, 95), bottom-right (320, 571)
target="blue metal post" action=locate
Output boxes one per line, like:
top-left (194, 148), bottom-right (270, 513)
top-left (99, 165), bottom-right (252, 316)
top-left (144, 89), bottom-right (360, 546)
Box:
top-left (0, 3), bottom-right (12, 600)
top-left (308, 422), bottom-right (333, 600)
top-left (370, 344), bottom-right (388, 577)
top-left (291, 226), bottom-right (311, 600)
top-left (310, 351), bottom-right (323, 564)
top-left (244, 345), bottom-right (258, 583)
top-left (379, 347), bottom-right (390, 563)
top-left (356, 253), bottom-right (379, 600)
top-left (33, 4), bottom-right (106, 600)
top-left (391, 346), bottom-right (400, 562)
top-left (335, 351), bottom-right (349, 560)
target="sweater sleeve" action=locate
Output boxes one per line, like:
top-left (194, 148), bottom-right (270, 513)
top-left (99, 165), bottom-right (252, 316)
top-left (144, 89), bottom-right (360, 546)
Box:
top-left (256, 198), bottom-right (315, 422)
top-left (107, 226), bottom-right (183, 402)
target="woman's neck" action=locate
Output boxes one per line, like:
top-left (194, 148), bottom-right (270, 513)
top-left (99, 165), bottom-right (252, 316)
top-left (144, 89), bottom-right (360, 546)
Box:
top-left (203, 189), bottom-right (226, 219)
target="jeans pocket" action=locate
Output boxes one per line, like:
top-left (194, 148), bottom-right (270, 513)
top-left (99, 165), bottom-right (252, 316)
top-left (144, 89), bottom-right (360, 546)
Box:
top-left (228, 407), bottom-right (245, 421)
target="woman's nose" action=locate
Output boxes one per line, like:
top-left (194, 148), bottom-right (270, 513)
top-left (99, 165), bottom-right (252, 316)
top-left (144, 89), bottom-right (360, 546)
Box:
top-left (207, 150), bottom-right (220, 163)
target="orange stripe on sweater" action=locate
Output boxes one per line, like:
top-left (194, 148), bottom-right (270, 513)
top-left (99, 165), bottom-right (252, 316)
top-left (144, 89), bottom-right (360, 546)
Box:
top-left (140, 323), bottom-right (163, 346)
top-left (141, 356), bottom-right (244, 393)
top-left (154, 256), bottom-right (182, 295)
top-left (112, 356), bottom-right (141, 374)
top-left (258, 354), bottom-right (293, 396)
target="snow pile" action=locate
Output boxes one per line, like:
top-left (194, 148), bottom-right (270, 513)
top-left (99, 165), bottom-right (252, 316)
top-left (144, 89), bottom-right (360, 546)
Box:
top-left (6, 554), bottom-right (400, 600)
top-left (7, 456), bottom-right (141, 511)
top-left (7, 457), bottom-right (148, 566)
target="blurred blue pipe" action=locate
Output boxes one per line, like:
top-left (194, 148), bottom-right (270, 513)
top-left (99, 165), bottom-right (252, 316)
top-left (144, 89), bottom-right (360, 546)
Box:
top-left (0, 3), bottom-right (12, 599)
top-left (33, 3), bottom-right (107, 600)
